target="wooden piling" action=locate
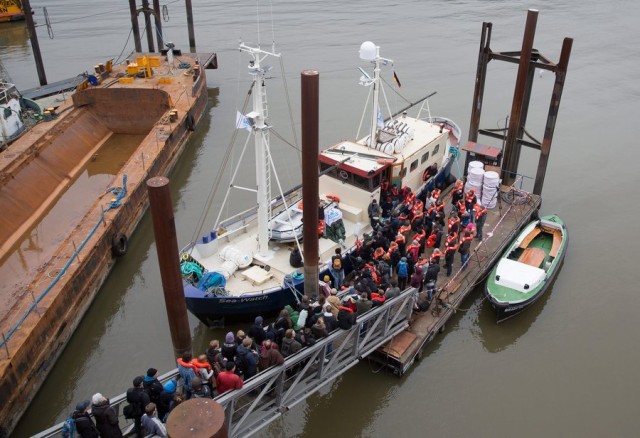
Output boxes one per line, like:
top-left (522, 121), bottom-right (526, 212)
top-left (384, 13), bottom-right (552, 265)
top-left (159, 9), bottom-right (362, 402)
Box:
top-left (129, 0), bottom-right (143, 53)
top-left (301, 70), bottom-right (320, 299)
top-left (147, 176), bottom-right (192, 358)
top-left (141, 0), bottom-right (155, 52)
top-left (185, 0), bottom-right (196, 52)
top-left (21, 0), bottom-right (47, 86)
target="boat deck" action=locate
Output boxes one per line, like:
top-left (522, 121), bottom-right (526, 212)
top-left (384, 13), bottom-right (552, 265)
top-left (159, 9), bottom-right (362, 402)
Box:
top-left (0, 52), bottom-right (213, 434)
top-left (372, 190), bottom-right (542, 374)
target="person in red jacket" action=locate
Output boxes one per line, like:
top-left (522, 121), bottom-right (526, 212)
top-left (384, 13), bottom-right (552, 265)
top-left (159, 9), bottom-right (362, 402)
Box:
top-left (216, 361), bottom-right (243, 395)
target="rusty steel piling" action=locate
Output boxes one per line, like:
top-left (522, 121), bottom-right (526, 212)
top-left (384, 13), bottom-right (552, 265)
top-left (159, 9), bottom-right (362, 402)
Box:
top-left (147, 176), bottom-right (192, 358)
top-left (301, 70), bottom-right (320, 299)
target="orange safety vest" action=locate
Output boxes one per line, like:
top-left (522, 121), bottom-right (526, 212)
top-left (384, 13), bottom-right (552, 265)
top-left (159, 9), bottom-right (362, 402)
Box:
top-left (445, 241), bottom-right (458, 254)
top-left (193, 359), bottom-right (212, 371)
top-left (413, 200), bottom-right (424, 213)
top-left (431, 188), bottom-right (441, 199)
top-left (371, 292), bottom-right (385, 303)
top-left (177, 358), bottom-right (199, 374)
top-left (373, 247), bottom-right (386, 260)
top-left (399, 224), bottom-right (412, 235)
top-left (447, 231), bottom-right (458, 243)
top-left (413, 229), bottom-right (426, 243)
top-left (474, 204), bottom-right (487, 220)
top-left (395, 234), bottom-right (406, 245)
top-left (387, 242), bottom-right (399, 257)
top-left (406, 192), bottom-right (416, 205)
top-left (448, 217), bottom-right (460, 231)
top-left (411, 210), bottom-right (424, 224)
top-left (457, 200), bottom-right (466, 215)
top-left (426, 233), bottom-right (437, 248)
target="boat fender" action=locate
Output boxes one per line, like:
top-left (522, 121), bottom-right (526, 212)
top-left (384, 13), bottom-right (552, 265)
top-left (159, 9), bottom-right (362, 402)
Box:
top-left (111, 233), bottom-right (128, 257)
top-left (186, 112), bottom-right (196, 131)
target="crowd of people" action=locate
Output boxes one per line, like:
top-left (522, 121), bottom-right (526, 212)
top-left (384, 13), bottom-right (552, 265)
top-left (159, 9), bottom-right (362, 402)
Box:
top-left (65, 177), bottom-right (489, 437)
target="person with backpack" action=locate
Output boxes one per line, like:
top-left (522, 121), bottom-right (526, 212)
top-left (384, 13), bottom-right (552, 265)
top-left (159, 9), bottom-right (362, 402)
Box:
top-left (65, 399), bottom-right (99, 438)
top-left (280, 329), bottom-right (302, 357)
top-left (91, 393), bottom-right (122, 438)
top-left (125, 376), bottom-right (150, 437)
top-left (328, 247), bottom-right (345, 289)
top-left (142, 368), bottom-right (164, 406)
top-left (205, 340), bottom-right (225, 378)
top-left (396, 257), bottom-right (409, 290)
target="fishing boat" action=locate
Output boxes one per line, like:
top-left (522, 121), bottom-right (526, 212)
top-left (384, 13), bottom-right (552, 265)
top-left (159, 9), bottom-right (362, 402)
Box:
top-left (181, 41), bottom-right (461, 326)
top-left (485, 214), bottom-right (568, 322)
top-left (0, 0), bottom-right (25, 22)
top-left (0, 80), bottom-right (42, 148)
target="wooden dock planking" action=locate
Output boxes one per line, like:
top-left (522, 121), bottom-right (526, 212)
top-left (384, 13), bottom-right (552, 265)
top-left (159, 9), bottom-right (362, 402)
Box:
top-left (371, 193), bottom-right (542, 374)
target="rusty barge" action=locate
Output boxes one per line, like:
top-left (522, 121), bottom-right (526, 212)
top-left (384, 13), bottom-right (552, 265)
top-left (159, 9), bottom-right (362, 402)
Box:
top-left (0, 51), bottom-right (216, 435)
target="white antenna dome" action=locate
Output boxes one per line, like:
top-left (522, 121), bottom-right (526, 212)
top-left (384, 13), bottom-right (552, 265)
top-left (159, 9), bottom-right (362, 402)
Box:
top-left (359, 41), bottom-right (377, 61)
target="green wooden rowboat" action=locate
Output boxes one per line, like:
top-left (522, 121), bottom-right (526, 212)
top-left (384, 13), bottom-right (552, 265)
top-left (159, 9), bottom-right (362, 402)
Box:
top-left (485, 214), bottom-right (568, 322)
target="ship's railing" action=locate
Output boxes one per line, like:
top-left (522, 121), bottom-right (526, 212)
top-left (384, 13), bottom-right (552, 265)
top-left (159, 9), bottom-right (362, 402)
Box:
top-left (33, 287), bottom-right (416, 437)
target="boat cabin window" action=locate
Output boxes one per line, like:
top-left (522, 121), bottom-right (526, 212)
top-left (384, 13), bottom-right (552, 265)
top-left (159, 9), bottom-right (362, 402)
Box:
top-left (321, 162), bottom-right (381, 192)
top-left (433, 144), bottom-right (440, 155)
top-left (421, 151), bottom-right (430, 163)
top-left (410, 160), bottom-right (419, 172)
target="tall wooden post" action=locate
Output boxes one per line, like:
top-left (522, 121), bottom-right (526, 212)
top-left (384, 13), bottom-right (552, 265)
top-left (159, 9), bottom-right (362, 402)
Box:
top-left (301, 70), bottom-right (320, 299)
top-left (142, 0), bottom-right (155, 52)
top-left (147, 177), bottom-right (192, 358)
top-left (153, 0), bottom-right (164, 50)
top-left (129, 0), bottom-right (143, 53)
top-left (185, 0), bottom-right (196, 52)
top-left (21, 0), bottom-right (47, 85)
top-left (501, 9), bottom-right (537, 186)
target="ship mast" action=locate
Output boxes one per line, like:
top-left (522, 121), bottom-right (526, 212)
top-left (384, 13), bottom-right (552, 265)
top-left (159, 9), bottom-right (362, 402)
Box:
top-left (240, 43), bottom-right (280, 258)
top-left (359, 41), bottom-right (393, 148)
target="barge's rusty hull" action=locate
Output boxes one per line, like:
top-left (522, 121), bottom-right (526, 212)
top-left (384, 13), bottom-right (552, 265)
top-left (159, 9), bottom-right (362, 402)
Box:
top-left (0, 53), bottom-right (214, 436)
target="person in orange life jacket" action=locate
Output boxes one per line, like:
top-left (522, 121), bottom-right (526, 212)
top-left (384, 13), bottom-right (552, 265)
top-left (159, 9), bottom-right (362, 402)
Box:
top-left (412, 227), bottom-right (427, 255)
top-left (429, 248), bottom-right (443, 265)
top-left (450, 180), bottom-right (464, 205)
top-left (412, 199), bottom-right (424, 215)
top-left (474, 203), bottom-right (488, 240)
top-left (337, 297), bottom-right (357, 329)
top-left (423, 162), bottom-right (438, 182)
top-left (395, 232), bottom-right (406, 256)
top-left (458, 229), bottom-right (474, 269)
top-left (465, 189), bottom-right (477, 215)
top-left (444, 236), bottom-right (458, 277)
top-left (381, 177), bottom-right (390, 198)
top-left (368, 198), bottom-right (381, 227)
top-left (216, 361), bottom-right (243, 394)
top-left (456, 199), bottom-right (466, 216)
top-left (390, 183), bottom-right (401, 208)
top-left (411, 209), bottom-right (425, 231)
top-left (434, 199), bottom-right (446, 226)
top-left (448, 211), bottom-right (461, 236)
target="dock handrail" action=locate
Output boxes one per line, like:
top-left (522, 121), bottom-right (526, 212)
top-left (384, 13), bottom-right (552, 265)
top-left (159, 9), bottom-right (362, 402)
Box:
top-left (32, 287), bottom-right (417, 438)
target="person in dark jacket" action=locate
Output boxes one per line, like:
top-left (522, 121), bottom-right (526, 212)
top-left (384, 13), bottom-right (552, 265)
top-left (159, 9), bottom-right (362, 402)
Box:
top-left (126, 375), bottom-right (150, 437)
top-left (248, 316), bottom-right (266, 347)
top-left (235, 337), bottom-right (259, 379)
top-left (91, 393), bottom-right (122, 438)
top-left (72, 399), bottom-right (100, 438)
top-left (221, 332), bottom-right (238, 363)
top-left (157, 379), bottom-right (177, 422)
top-left (143, 368), bottom-right (164, 406)
top-left (337, 299), bottom-right (356, 330)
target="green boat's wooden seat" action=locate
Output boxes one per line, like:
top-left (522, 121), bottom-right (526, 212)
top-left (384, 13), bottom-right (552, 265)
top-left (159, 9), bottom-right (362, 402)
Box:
top-left (519, 227), bottom-right (541, 249)
top-left (549, 229), bottom-right (562, 258)
top-left (518, 247), bottom-right (546, 268)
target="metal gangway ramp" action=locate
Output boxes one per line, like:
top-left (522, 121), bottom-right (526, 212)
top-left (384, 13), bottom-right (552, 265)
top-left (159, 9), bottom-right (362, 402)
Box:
top-left (216, 287), bottom-right (416, 437)
top-left (32, 288), bottom-right (415, 438)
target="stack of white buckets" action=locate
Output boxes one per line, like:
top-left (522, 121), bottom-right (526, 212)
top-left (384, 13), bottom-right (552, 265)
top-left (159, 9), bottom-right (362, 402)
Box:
top-left (465, 161), bottom-right (500, 209)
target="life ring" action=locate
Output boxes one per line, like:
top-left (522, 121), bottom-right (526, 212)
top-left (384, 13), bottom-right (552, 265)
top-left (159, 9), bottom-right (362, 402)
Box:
top-left (111, 233), bottom-right (128, 257)
top-left (326, 194), bottom-right (340, 203)
top-left (186, 113), bottom-right (196, 131)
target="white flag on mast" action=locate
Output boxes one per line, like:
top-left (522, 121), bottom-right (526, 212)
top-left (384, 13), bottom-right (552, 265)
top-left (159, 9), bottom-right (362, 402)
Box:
top-left (236, 111), bottom-right (252, 131)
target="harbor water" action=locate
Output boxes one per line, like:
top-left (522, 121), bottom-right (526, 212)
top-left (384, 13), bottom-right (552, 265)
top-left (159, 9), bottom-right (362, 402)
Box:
top-left (2, 0), bottom-right (639, 436)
